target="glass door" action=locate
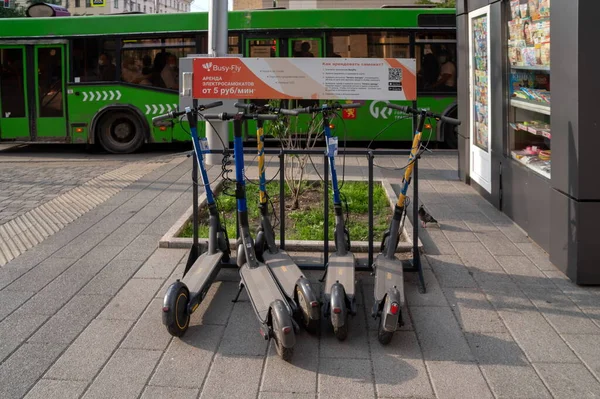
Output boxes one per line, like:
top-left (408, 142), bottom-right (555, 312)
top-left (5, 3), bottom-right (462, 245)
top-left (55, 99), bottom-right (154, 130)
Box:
top-left (468, 6), bottom-right (492, 193)
top-left (34, 44), bottom-right (67, 138)
top-left (0, 46), bottom-right (30, 140)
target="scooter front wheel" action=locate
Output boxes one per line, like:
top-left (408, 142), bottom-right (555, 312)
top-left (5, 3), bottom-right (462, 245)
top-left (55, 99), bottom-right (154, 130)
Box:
top-left (163, 281), bottom-right (190, 337)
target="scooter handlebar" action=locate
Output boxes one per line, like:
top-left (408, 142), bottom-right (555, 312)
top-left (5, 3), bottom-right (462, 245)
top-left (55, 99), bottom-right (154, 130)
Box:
top-left (385, 102), bottom-right (461, 126)
top-left (202, 112), bottom-right (279, 121)
top-left (152, 111), bottom-right (181, 124)
top-left (198, 101), bottom-right (223, 111)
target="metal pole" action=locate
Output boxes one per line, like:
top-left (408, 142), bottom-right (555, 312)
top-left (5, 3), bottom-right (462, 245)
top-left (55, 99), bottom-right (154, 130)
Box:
top-left (324, 154), bottom-right (329, 268)
top-left (205, 0), bottom-right (228, 166)
top-left (279, 151), bottom-right (285, 250)
top-left (368, 151), bottom-right (374, 268)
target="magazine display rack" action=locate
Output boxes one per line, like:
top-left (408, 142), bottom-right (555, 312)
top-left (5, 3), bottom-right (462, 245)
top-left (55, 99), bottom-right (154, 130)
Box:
top-left (507, 0), bottom-right (551, 179)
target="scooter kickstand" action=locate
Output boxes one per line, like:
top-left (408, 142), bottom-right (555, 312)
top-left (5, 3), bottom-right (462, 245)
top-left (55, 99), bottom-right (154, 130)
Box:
top-left (232, 283), bottom-right (244, 303)
top-left (319, 268), bottom-right (328, 283)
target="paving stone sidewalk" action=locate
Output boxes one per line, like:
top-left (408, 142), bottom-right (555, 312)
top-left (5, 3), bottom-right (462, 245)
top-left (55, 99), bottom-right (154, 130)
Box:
top-left (1, 152), bottom-right (600, 399)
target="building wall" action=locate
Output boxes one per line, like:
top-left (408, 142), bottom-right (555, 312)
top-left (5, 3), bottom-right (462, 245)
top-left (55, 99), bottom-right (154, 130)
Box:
top-left (19, 0), bottom-right (193, 16)
top-left (234, 0), bottom-right (443, 10)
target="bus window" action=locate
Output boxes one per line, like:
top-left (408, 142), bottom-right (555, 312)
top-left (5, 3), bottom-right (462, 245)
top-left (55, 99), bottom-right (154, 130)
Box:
top-left (228, 35), bottom-right (239, 54)
top-left (0, 48), bottom-right (26, 118)
top-left (326, 32), bottom-right (408, 59)
top-left (121, 36), bottom-right (195, 91)
top-left (37, 47), bottom-right (64, 118)
top-left (290, 39), bottom-right (320, 58)
top-left (72, 38), bottom-right (116, 83)
top-left (415, 32), bottom-right (457, 94)
top-left (248, 39), bottom-right (277, 57)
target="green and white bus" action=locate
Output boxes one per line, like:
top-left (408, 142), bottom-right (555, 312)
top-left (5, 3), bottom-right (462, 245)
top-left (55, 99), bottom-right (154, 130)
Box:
top-left (0, 7), bottom-right (457, 153)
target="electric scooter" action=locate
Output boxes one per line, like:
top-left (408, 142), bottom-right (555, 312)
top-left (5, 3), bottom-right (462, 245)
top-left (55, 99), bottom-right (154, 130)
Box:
top-left (234, 101), bottom-right (321, 334)
top-left (203, 110), bottom-right (297, 361)
top-left (152, 101), bottom-right (231, 337)
top-left (372, 103), bottom-right (460, 345)
top-left (295, 102), bottom-right (361, 341)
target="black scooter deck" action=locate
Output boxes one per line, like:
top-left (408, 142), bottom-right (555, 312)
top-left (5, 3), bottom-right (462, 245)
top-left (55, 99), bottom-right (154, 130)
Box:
top-left (183, 252), bottom-right (224, 298)
top-left (373, 253), bottom-right (405, 306)
top-left (240, 263), bottom-right (287, 321)
top-left (325, 253), bottom-right (356, 297)
top-left (263, 250), bottom-right (302, 298)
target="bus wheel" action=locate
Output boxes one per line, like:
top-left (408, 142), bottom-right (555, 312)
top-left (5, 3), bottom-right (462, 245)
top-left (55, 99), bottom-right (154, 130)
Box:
top-left (97, 111), bottom-right (144, 154)
top-left (443, 121), bottom-right (458, 149)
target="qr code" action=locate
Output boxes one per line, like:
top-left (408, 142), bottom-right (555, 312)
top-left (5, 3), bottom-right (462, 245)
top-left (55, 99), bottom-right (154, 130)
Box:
top-left (388, 67), bottom-right (402, 81)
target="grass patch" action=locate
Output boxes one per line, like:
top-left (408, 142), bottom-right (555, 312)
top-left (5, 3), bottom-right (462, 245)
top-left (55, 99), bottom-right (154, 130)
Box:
top-left (179, 181), bottom-right (391, 242)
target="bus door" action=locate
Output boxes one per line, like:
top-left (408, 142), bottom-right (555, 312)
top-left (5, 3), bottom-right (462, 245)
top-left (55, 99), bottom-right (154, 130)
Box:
top-left (0, 46), bottom-right (29, 140)
top-left (33, 44), bottom-right (67, 139)
top-left (0, 43), bottom-right (67, 141)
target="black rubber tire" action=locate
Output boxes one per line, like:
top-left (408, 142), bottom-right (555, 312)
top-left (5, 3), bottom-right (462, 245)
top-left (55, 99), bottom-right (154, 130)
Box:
top-left (272, 309), bottom-right (295, 362)
top-left (443, 120), bottom-right (458, 149)
top-left (165, 285), bottom-right (190, 337)
top-left (218, 229), bottom-right (230, 263)
top-left (255, 230), bottom-right (265, 260)
top-left (334, 323), bottom-right (348, 341)
top-left (295, 286), bottom-right (320, 335)
top-left (377, 314), bottom-right (394, 345)
top-left (97, 111), bottom-right (145, 154)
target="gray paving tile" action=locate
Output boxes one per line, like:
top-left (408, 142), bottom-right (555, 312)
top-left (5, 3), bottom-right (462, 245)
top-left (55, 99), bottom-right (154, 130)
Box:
top-left (140, 386), bottom-right (200, 399)
top-left (405, 270), bottom-right (448, 308)
top-left (134, 248), bottom-right (187, 279)
top-left (261, 333), bottom-right (318, 394)
top-left (516, 242), bottom-right (557, 271)
top-left (189, 281), bottom-right (238, 326)
top-left (28, 294), bottom-right (111, 344)
top-left (0, 342), bottom-right (67, 399)
top-left (115, 234), bottom-right (159, 261)
top-left (562, 334), bottom-right (600, 380)
top-left (318, 358), bottom-right (375, 399)
top-left (100, 222), bottom-right (148, 247)
top-left (156, 261), bottom-right (186, 299)
top-left (200, 355), bottom-right (264, 399)
top-left (0, 289), bottom-right (34, 321)
top-left (495, 255), bottom-right (552, 287)
top-left (52, 232), bottom-right (107, 259)
top-left (45, 318), bottom-right (133, 381)
top-left (0, 267), bottom-right (27, 291)
top-left (18, 259), bottom-right (106, 316)
top-left (476, 231), bottom-right (521, 256)
top-left (259, 393), bottom-right (315, 399)
top-left (83, 349), bottom-right (162, 399)
top-left (77, 245), bottom-right (124, 267)
top-left (524, 286), bottom-right (600, 334)
top-left (0, 308), bottom-right (49, 363)
top-left (24, 379), bottom-right (88, 399)
top-left (427, 255), bottom-right (478, 288)
top-left (150, 324), bottom-right (224, 389)
top-left (496, 223), bottom-right (531, 244)
top-left (83, 259), bottom-right (142, 295)
top-left (442, 288), bottom-right (507, 333)
top-left (499, 309), bottom-right (579, 363)
top-left (2, 244), bottom-right (59, 271)
top-left (466, 332), bottom-right (550, 399)
top-left (411, 306), bottom-right (474, 362)
top-left (420, 229), bottom-right (457, 255)
top-left (440, 220), bottom-right (479, 242)
top-left (121, 298), bottom-right (172, 351)
top-left (97, 278), bottom-right (162, 321)
top-left (427, 361), bottom-right (493, 399)
top-left (320, 303), bottom-right (370, 359)
top-left (4, 256), bottom-right (78, 293)
top-left (452, 241), bottom-right (502, 271)
top-left (218, 300), bottom-right (269, 357)
top-left (533, 362), bottom-right (600, 399)
top-left (370, 331), bottom-right (434, 398)
top-left (458, 211), bottom-right (498, 233)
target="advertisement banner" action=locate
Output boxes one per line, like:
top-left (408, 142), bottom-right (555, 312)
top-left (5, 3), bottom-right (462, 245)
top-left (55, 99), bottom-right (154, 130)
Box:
top-left (192, 57), bottom-right (416, 101)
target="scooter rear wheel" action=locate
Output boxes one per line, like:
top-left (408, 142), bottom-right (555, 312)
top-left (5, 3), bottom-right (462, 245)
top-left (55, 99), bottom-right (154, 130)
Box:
top-left (334, 322), bottom-right (348, 341)
top-left (272, 309), bottom-right (295, 361)
top-left (377, 296), bottom-right (395, 345)
top-left (296, 286), bottom-right (320, 335)
top-left (164, 283), bottom-right (190, 337)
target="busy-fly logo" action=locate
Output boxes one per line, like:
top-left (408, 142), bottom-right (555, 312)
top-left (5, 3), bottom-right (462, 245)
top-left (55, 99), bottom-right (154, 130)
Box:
top-left (202, 62), bottom-right (213, 71)
top-left (201, 62), bottom-right (242, 73)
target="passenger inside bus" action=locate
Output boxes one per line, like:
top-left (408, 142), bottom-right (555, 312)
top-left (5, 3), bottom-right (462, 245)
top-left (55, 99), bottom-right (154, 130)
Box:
top-left (98, 53), bottom-right (116, 82)
top-left (160, 54), bottom-right (179, 91)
